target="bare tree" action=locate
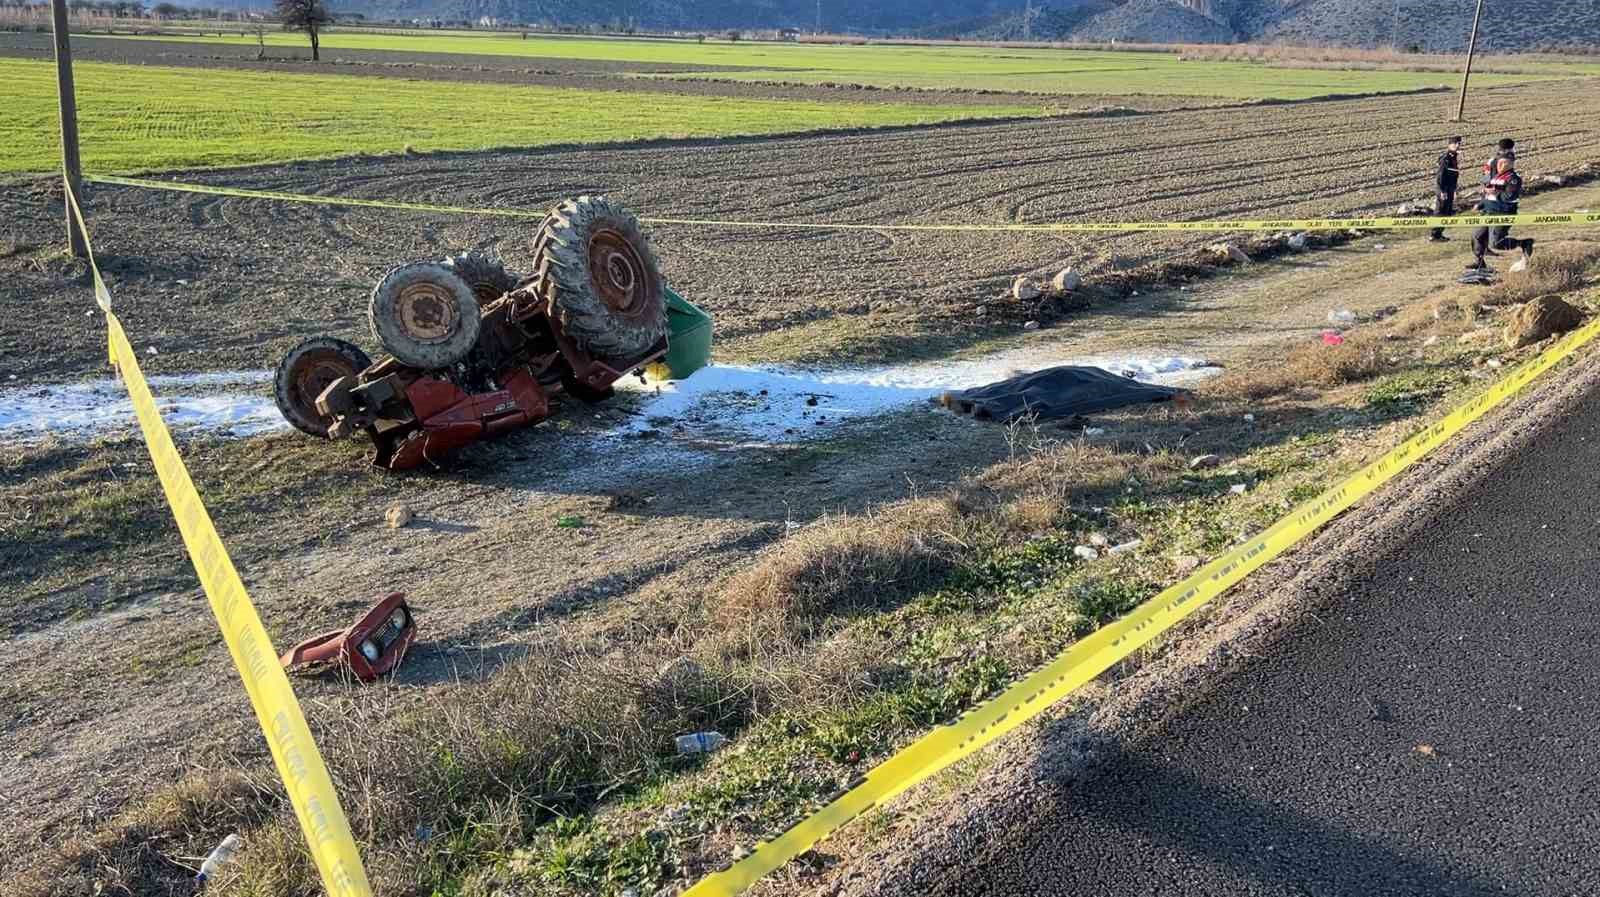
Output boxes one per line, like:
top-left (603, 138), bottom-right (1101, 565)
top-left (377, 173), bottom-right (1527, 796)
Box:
top-left (273, 0), bottom-right (331, 61)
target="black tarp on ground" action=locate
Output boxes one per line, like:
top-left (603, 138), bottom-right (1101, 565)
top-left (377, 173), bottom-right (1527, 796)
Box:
top-left (937, 365), bottom-right (1191, 422)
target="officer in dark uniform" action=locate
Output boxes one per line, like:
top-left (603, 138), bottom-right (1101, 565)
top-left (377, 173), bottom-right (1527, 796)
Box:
top-left (1430, 136), bottom-right (1462, 242)
top-left (1469, 155), bottom-right (1535, 271)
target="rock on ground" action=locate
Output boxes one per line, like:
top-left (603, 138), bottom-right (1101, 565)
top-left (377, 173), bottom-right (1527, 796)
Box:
top-left (1209, 242), bottom-right (1250, 264)
top-left (1052, 267), bottom-right (1083, 293)
top-left (1012, 275), bottom-right (1041, 301)
top-left (386, 505), bottom-right (413, 529)
top-left (1505, 296), bottom-right (1584, 348)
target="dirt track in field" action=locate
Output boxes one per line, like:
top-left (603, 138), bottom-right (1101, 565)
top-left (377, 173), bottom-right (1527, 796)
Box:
top-left (0, 32), bottom-right (1189, 109)
top-left (3, 78), bottom-right (1599, 386)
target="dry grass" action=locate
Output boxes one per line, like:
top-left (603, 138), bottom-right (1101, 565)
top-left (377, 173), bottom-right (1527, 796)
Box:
top-left (1485, 241), bottom-right (1600, 306)
top-left (1216, 334), bottom-right (1386, 400)
top-left (715, 499), bottom-right (962, 634)
top-left (22, 768), bottom-right (281, 897)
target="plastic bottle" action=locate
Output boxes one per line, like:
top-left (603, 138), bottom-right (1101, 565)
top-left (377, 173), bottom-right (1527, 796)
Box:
top-left (676, 732), bottom-right (727, 755)
top-left (196, 834), bottom-right (242, 887)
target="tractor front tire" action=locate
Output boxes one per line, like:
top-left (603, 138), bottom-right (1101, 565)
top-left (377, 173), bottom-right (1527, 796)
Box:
top-left (532, 196), bottom-right (667, 361)
top-left (443, 251), bottom-right (521, 307)
top-left (274, 336), bottom-right (372, 438)
top-left (369, 262), bottom-right (481, 370)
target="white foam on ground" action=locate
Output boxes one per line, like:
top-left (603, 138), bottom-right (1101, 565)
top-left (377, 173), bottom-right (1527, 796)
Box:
top-left (4, 351), bottom-right (1218, 448)
top-left (619, 349), bottom-right (1218, 445)
top-left (0, 371), bottom-right (286, 442)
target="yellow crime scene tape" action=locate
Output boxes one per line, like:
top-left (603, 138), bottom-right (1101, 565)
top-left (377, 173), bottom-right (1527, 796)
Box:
top-left (63, 181), bottom-right (373, 897)
top-left (87, 174), bottom-right (1600, 234)
top-left (684, 322), bottom-right (1600, 895)
top-left (70, 172), bottom-right (1596, 896)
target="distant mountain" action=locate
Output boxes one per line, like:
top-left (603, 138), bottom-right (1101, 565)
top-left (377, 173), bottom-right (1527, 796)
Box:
top-left (975, 0), bottom-right (1600, 52)
top-left (304, 0), bottom-right (1600, 53)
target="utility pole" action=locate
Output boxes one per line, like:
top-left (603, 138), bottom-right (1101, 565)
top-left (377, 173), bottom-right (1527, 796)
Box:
top-left (815, 0), bottom-right (821, 34)
top-left (1024, 0), bottom-right (1033, 41)
top-left (1454, 0), bottom-right (1484, 122)
top-left (50, 0), bottom-right (87, 257)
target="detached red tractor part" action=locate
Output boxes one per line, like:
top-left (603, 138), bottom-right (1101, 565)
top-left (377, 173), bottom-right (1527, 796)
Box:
top-left (272, 196), bottom-right (712, 470)
top-left (280, 592), bottom-right (416, 682)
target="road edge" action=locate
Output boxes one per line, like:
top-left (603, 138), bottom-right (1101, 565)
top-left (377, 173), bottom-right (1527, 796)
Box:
top-left (833, 344), bottom-right (1600, 897)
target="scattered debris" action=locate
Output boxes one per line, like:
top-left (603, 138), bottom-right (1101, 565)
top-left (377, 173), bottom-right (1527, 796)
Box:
top-left (1372, 243), bottom-right (1388, 251)
top-left (146, 346), bottom-right (159, 356)
top-left (1509, 257), bottom-right (1529, 274)
top-left (280, 593), bottom-right (417, 683)
top-left (975, 305), bottom-right (987, 317)
top-left (1023, 320), bottom-right (1041, 331)
top-left (1230, 483), bottom-right (1249, 495)
top-left (1288, 232), bottom-right (1309, 252)
top-left (1082, 426), bottom-right (1106, 436)
top-left (1073, 545), bottom-right (1099, 561)
top-left (676, 731), bottom-right (727, 755)
top-left (1173, 555), bottom-right (1203, 574)
top-left (1012, 275), bottom-right (1041, 301)
top-left (1505, 295), bottom-right (1583, 348)
top-left (1088, 533), bottom-right (1110, 548)
top-left (1327, 308), bottom-right (1358, 327)
top-left (1189, 454), bottom-right (1221, 470)
top-left (1243, 413), bottom-right (1257, 423)
top-left (1109, 539), bottom-right (1144, 556)
top-left (196, 834), bottom-right (242, 886)
top-left (556, 514), bottom-right (586, 529)
top-left (1415, 743), bottom-right (1438, 757)
top-left (385, 505), bottom-right (413, 529)
top-left (1321, 330), bottom-right (1346, 346)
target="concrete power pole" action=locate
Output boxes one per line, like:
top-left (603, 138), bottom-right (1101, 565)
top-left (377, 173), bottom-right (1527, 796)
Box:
top-left (1024, 1), bottom-right (1033, 41)
top-left (1454, 0), bottom-right (1485, 122)
top-left (50, 0), bottom-right (87, 258)
top-left (815, 0), bottom-right (821, 34)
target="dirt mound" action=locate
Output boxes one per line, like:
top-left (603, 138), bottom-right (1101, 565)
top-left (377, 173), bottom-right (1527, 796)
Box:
top-left (1505, 295), bottom-right (1585, 348)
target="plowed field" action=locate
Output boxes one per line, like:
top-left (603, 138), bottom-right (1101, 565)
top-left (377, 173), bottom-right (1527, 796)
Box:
top-left (5, 78), bottom-right (1597, 383)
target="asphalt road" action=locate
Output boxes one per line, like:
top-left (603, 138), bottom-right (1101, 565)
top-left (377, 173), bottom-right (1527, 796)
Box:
top-left (929, 386), bottom-right (1600, 896)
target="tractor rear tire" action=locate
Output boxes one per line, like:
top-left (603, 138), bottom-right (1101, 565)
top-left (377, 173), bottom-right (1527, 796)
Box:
top-left (274, 337), bottom-right (372, 438)
top-left (531, 195), bottom-right (667, 361)
top-left (369, 262), bottom-right (481, 370)
top-left (443, 251), bottom-right (520, 307)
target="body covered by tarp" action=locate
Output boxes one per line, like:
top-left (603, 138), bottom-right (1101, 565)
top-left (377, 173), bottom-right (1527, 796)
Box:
top-left (937, 365), bottom-right (1191, 422)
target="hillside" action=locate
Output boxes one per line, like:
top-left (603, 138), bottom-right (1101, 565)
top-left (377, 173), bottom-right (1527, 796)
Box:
top-left (306, 0), bottom-right (1600, 52)
top-left (1004, 0), bottom-right (1600, 53)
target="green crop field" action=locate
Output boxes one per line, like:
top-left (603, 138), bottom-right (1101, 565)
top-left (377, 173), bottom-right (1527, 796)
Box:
top-left (103, 30), bottom-right (1599, 99)
top-left (1, 58), bottom-right (1043, 173)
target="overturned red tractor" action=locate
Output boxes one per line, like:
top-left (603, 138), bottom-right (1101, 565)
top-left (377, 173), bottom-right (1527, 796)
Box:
top-left (273, 196), bottom-right (711, 470)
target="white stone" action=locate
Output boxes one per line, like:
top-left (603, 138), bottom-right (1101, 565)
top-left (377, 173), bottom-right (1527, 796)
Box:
top-left (1052, 267), bottom-right (1083, 293)
top-left (1012, 275), bottom-right (1041, 301)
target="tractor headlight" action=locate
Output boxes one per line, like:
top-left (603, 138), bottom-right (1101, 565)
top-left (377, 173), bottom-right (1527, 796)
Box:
top-left (389, 608), bottom-right (409, 631)
top-left (359, 640), bottom-right (381, 663)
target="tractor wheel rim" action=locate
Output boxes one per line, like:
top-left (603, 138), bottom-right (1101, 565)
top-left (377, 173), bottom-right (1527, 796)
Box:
top-left (291, 351), bottom-right (358, 412)
top-left (589, 229), bottom-right (649, 317)
top-left (396, 282), bottom-right (458, 343)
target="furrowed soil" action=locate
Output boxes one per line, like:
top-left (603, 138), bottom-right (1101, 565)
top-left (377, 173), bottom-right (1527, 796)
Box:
top-left (4, 80), bottom-right (1600, 891)
top-left (3, 79), bottom-right (1597, 383)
